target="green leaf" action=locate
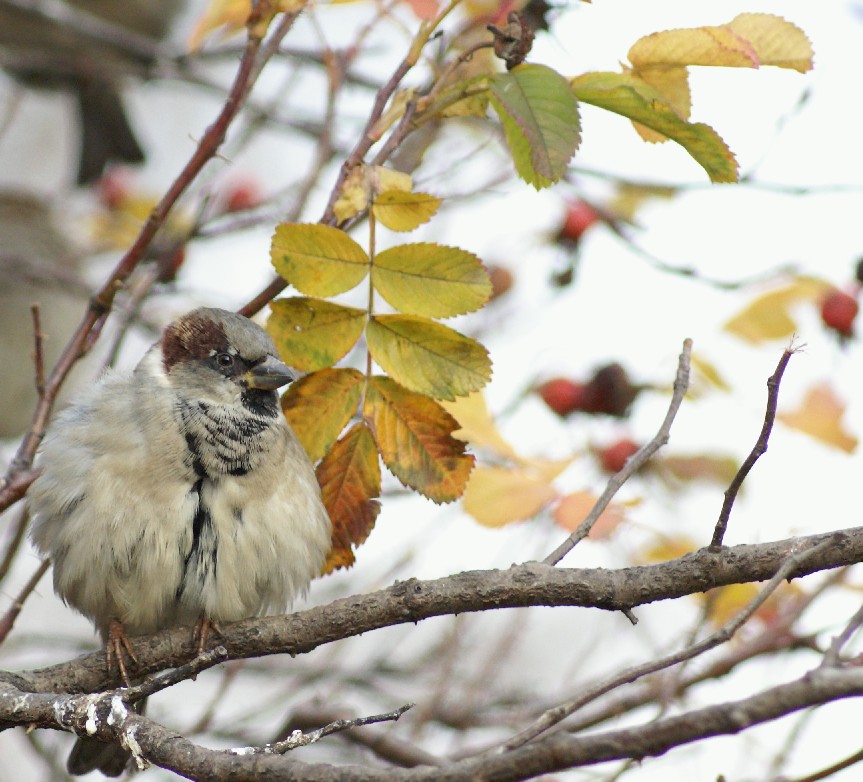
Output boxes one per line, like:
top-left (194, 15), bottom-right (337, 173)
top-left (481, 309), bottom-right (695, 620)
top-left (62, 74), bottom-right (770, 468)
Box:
top-left (271, 223), bottom-right (369, 296)
top-left (489, 64), bottom-right (581, 189)
top-left (372, 191), bottom-right (441, 232)
top-left (372, 243), bottom-right (491, 318)
top-left (268, 297), bottom-right (366, 371)
top-left (571, 71), bottom-right (738, 183)
top-left (364, 376), bottom-right (474, 503)
top-left (366, 315), bottom-right (491, 400)
top-left (281, 368), bottom-right (365, 462)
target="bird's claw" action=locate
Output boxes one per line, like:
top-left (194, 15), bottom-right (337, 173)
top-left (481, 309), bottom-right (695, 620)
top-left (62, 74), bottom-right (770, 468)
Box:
top-left (193, 615), bottom-right (221, 656)
top-left (106, 619), bottom-right (138, 687)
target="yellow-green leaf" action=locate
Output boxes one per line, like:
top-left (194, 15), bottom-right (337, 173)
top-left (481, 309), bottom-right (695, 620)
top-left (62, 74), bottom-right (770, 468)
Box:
top-left (318, 422), bottom-right (381, 573)
top-left (372, 190), bottom-right (442, 232)
top-left (462, 465), bottom-right (557, 527)
top-left (268, 298), bottom-right (365, 371)
top-left (364, 376), bottom-right (474, 503)
top-left (366, 315), bottom-right (491, 400)
top-left (489, 63), bottom-right (581, 189)
top-left (372, 243), bottom-right (491, 318)
top-left (281, 368), bottom-right (364, 462)
top-left (723, 276), bottom-right (831, 343)
top-left (271, 223), bottom-right (369, 296)
top-left (571, 71), bottom-right (738, 183)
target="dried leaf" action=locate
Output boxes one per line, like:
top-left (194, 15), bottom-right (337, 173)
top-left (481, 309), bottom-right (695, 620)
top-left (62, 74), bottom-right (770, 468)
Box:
top-left (318, 423), bottom-right (381, 573)
top-left (281, 368), bottom-right (364, 462)
top-left (334, 164), bottom-right (413, 223)
top-left (364, 377), bottom-right (474, 503)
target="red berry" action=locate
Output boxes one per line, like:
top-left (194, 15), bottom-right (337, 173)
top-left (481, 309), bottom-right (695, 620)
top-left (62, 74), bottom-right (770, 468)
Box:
top-left (538, 378), bottom-right (586, 417)
top-left (224, 179), bottom-right (264, 212)
top-left (820, 289), bottom-right (858, 338)
top-left (557, 199), bottom-right (599, 244)
top-left (596, 438), bottom-right (641, 474)
top-left (487, 265), bottom-right (514, 300)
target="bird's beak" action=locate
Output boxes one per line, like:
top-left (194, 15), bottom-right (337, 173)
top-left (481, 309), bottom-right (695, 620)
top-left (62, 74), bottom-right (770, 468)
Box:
top-left (245, 356), bottom-right (297, 391)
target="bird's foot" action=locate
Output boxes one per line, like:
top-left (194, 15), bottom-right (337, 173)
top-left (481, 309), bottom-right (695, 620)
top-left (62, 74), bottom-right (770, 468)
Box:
top-left (192, 615), bottom-right (222, 656)
top-left (105, 619), bottom-right (138, 687)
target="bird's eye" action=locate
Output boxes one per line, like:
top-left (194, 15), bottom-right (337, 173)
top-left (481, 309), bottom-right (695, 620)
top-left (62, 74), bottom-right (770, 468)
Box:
top-left (215, 352), bottom-right (235, 369)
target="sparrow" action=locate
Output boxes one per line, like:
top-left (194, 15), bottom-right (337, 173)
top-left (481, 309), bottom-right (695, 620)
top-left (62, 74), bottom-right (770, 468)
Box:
top-left (28, 307), bottom-right (332, 775)
top-left (0, 0), bottom-right (185, 183)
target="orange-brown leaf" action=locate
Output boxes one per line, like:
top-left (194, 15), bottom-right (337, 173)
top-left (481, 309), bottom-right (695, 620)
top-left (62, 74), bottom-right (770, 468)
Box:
top-left (552, 490), bottom-right (629, 539)
top-left (364, 376), bottom-right (474, 503)
top-left (317, 422), bottom-right (381, 573)
top-left (281, 368), bottom-right (364, 463)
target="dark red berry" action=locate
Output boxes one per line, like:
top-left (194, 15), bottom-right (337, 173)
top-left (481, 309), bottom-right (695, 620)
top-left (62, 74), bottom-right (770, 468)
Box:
top-left (597, 438), bottom-right (641, 473)
top-left (820, 289), bottom-right (858, 338)
top-left (538, 378), bottom-right (586, 417)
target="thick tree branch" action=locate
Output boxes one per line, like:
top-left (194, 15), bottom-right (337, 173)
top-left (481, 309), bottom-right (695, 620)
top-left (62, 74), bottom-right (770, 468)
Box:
top-left (9, 526), bottom-right (862, 698)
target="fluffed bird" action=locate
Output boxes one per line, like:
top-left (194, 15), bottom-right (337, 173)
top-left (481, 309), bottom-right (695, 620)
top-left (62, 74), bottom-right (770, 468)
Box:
top-left (28, 307), bottom-right (332, 775)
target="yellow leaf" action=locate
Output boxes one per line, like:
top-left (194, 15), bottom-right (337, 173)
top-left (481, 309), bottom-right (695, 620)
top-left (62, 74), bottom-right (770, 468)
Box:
top-left (271, 223), bottom-right (369, 296)
top-left (366, 315), bottom-right (492, 400)
top-left (334, 165), bottom-right (413, 223)
top-left (372, 243), bottom-right (491, 318)
top-left (188, 0), bottom-right (250, 51)
top-left (629, 25), bottom-right (759, 70)
top-left (726, 14), bottom-right (814, 73)
top-left (268, 298), bottom-right (366, 371)
top-left (372, 191), bottom-right (442, 232)
top-left (333, 166), bottom-right (370, 224)
top-left (778, 383), bottom-right (858, 453)
top-left (627, 14), bottom-right (813, 73)
top-left (462, 466), bottom-right (558, 527)
top-left (369, 89), bottom-right (417, 141)
top-left (655, 454), bottom-right (740, 487)
top-left (281, 368), bottom-right (364, 462)
top-left (723, 276), bottom-right (831, 343)
top-left (318, 422), bottom-right (381, 574)
top-left (364, 377), bottom-right (474, 503)
top-left (690, 352), bottom-right (732, 393)
top-left (440, 392), bottom-right (519, 461)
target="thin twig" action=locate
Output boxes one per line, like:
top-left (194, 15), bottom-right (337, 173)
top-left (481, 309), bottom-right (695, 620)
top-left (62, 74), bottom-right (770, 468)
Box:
top-left (786, 744), bottom-right (863, 782)
top-left (822, 600), bottom-right (863, 667)
top-left (0, 559), bottom-right (50, 644)
top-left (124, 646), bottom-right (230, 701)
top-left (543, 338), bottom-right (692, 566)
top-left (228, 703), bottom-right (414, 755)
top-left (497, 537), bottom-right (833, 752)
top-left (710, 344), bottom-right (798, 549)
top-left (0, 506), bottom-right (30, 584)
top-left (30, 304), bottom-right (45, 398)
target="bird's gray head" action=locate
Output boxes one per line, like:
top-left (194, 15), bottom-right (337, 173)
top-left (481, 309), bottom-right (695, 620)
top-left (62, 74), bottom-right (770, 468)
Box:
top-left (158, 307), bottom-right (296, 413)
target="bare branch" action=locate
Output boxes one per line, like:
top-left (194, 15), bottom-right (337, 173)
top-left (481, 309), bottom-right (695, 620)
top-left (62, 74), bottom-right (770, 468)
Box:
top-left (711, 344), bottom-right (798, 549)
top-left (544, 338), bottom-right (692, 566)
